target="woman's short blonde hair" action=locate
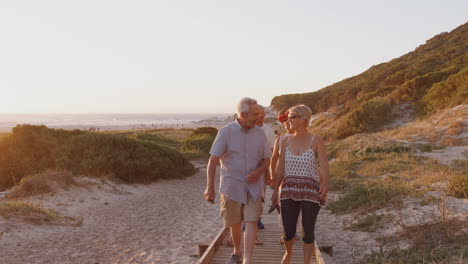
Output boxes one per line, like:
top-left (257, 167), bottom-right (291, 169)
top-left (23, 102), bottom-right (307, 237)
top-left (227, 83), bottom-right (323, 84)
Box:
top-left (288, 104), bottom-right (312, 127)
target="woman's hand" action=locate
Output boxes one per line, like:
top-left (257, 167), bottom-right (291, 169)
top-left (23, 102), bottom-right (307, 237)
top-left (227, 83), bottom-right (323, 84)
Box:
top-left (271, 190), bottom-right (279, 205)
top-left (319, 185), bottom-right (328, 204)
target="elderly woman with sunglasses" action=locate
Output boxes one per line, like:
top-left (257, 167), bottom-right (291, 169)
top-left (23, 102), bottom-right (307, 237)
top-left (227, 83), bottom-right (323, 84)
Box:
top-left (271, 104), bottom-right (330, 264)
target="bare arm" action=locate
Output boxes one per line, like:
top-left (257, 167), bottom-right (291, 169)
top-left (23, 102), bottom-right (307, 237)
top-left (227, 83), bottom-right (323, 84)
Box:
top-left (314, 135), bottom-right (330, 202)
top-left (270, 136), bottom-right (281, 186)
top-left (204, 155), bottom-right (220, 203)
top-left (271, 138), bottom-right (287, 205)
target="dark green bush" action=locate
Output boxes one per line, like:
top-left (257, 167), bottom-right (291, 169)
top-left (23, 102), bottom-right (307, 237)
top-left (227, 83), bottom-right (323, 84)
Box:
top-left (421, 67), bottom-right (468, 115)
top-left (0, 125), bottom-right (196, 188)
top-left (333, 98), bottom-right (394, 139)
top-left (181, 134), bottom-right (216, 153)
top-left (0, 125), bottom-right (83, 188)
top-left (57, 133), bottom-right (195, 182)
top-left (191, 127), bottom-right (218, 136)
top-left (128, 133), bottom-right (180, 148)
top-left (180, 127), bottom-right (218, 156)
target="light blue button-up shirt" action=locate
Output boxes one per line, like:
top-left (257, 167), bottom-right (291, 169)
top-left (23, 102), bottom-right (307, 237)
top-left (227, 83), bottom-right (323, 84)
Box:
top-left (210, 120), bottom-right (272, 204)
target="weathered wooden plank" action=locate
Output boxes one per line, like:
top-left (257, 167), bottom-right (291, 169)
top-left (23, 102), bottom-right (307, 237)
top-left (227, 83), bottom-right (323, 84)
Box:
top-left (197, 227), bottom-right (229, 264)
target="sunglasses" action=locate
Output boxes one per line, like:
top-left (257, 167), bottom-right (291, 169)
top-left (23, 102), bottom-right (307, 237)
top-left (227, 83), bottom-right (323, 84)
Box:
top-left (288, 113), bottom-right (302, 119)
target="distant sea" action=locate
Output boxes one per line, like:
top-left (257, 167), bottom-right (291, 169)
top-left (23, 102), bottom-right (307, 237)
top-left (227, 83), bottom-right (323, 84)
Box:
top-left (0, 113), bottom-right (232, 132)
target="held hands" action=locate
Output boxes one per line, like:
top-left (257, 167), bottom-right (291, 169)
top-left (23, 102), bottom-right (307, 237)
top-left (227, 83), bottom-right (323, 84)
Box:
top-left (271, 190), bottom-right (279, 206)
top-left (204, 186), bottom-right (215, 205)
top-left (246, 170), bottom-right (261, 184)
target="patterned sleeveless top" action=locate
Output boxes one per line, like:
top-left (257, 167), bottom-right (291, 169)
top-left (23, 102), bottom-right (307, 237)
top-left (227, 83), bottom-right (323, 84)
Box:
top-left (280, 136), bottom-right (323, 205)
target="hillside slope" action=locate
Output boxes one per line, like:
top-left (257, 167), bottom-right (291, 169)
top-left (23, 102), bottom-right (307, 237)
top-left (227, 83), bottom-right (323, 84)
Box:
top-left (271, 22), bottom-right (467, 139)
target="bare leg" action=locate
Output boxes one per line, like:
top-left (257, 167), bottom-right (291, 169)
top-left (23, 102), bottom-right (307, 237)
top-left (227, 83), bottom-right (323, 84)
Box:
top-left (231, 223), bottom-right (242, 255)
top-left (303, 242), bottom-right (315, 264)
top-left (281, 238), bottom-right (294, 264)
top-left (243, 221), bottom-right (257, 264)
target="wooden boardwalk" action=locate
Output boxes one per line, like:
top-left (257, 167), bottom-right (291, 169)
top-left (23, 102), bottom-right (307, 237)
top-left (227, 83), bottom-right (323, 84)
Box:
top-left (199, 189), bottom-right (325, 264)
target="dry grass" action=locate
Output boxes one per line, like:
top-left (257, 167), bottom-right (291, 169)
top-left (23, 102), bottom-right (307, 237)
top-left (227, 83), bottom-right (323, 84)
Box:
top-left (0, 201), bottom-right (81, 226)
top-left (446, 121), bottom-right (464, 136)
top-left (447, 173), bottom-right (468, 198)
top-left (361, 219), bottom-right (467, 263)
top-left (0, 132), bottom-right (9, 140)
top-left (7, 170), bottom-right (75, 198)
top-left (345, 214), bottom-right (384, 232)
top-left (327, 132), bottom-right (467, 214)
top-left (378, 104), bottom-right (467, 146)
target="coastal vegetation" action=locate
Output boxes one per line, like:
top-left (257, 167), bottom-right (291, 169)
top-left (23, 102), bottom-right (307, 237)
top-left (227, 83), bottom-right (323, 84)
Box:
top-left (0, 125), bottom-right (197, 190)
top-left (361, 219), bottom-right (467, 264)
top-left (0, 200), bottom-right (82, 226)
top-left (180, 127), bottom-right (218, 160)
top-left (6, 170), bottom-right (75, 198)
top-left (271, 22), bottom-right (468, 139)
top-left (326, 135), bottom-right (467, 213)
top-left (322, 132), bottom-right (467, 263)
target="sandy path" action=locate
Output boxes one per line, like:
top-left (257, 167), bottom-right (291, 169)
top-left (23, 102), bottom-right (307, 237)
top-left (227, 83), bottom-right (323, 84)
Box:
top-left (0, 166), bottom-right (222, 264)
top-left (2, 164), bottom-right (465, 264)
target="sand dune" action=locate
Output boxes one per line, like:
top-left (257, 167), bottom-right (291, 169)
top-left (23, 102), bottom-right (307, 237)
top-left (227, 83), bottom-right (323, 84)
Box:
top-left (0, 164), bottom-right (222, 264)
top-left (1, 159), bottom-right (466, 263)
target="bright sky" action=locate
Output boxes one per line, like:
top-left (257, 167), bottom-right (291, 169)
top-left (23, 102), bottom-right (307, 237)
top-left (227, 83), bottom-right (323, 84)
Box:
top-left (0, 0), bottom-right (466, 114)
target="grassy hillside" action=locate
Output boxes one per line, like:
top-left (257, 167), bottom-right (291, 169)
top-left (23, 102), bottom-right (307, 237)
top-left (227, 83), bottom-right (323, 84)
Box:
top-left (271, 22), bottom-right (467, 139)
top-left (0, 125), bottom-right (196, 190)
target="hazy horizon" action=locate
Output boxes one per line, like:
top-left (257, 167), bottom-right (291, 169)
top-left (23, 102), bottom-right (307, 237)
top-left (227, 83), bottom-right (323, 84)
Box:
top-left (1, 0), bottom-right (467, 114)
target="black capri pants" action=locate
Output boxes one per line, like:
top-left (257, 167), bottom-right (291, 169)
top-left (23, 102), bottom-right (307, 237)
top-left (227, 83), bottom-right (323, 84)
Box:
top-left (280, 198), bottom-right (320, 244)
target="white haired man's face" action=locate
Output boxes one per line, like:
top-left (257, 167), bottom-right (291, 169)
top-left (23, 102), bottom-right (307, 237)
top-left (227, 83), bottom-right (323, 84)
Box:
top-left (240, 103), bottom-right (261, 129)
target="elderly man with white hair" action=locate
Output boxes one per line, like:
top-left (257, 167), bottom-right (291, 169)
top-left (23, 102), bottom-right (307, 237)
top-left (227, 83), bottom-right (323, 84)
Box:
top-left (204, 97), bottom-right (272, 264)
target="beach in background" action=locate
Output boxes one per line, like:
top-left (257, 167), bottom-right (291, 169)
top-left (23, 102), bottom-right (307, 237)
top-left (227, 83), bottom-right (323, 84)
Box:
top-left (0, 113), bottom-right (232, 132)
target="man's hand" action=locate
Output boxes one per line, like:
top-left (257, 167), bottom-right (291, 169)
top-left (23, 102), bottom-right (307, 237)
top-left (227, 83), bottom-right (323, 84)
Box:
top-left (246, 170), bottom-right (261, 184)
top-left (204, 186), bottom-right (215, 204)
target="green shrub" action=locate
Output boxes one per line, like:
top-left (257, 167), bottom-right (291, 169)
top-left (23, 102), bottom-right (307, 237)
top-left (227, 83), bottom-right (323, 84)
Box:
top-left (0, 125), bottom-right (84, 188)
top-left (180, 127), bottom-right (218, 155)
top-left (181, 134), bottom-right (216, 153)
top-left (57, 133), bottom-right (196, 182)
top-left (333, 98), bottom-right (394, 139)
top-left (128, 133), bottom-right (180, 148)
top-left (421, 67), bottom-right (468, 115)
top-left (191, 127), bottom-right (218, 136)
top-left (328, 179), bottom-right (408, 214)
top-left (0, 125), bottom-right (196, 187)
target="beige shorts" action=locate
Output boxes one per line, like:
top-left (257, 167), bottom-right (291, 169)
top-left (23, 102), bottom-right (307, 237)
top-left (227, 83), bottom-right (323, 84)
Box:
top-left (220, 193), bottom-right (263, 228)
